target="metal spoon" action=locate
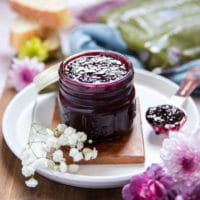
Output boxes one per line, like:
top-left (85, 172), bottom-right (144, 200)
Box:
top-left (146, 67), bottom-right (200, 134)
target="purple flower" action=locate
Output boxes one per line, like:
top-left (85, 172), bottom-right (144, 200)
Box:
top-left (122, 164), bottom-right (174, 200)
top-left (162, 181), bottom-right (191, 200)
top-left (9, 57), bottom-right (44, 91)
top-left (161, 132), bottom-right (200, 186)
top-left (163, 181), bottom-right (200, 200)
top-left (189, 184), bottom-right (200, 200)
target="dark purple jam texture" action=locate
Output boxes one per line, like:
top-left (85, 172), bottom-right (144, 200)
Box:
top-left (58, 97), bottom-right (136, 142)
top-left (146, 104), bottom-right (186, 134)
top-left (58, 51), bottom-right (135, 142)
top-left (65, 55), bottom-right (128, 84)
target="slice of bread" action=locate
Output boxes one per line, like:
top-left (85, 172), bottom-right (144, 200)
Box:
top-left (44, 31), bottom-right (60, 54)
top-left (10, 16), bottom-right (45, 50)
top-left (10, 17), bottom-right (60, 53)
top-left (9, 0), bottom-right (70, 28)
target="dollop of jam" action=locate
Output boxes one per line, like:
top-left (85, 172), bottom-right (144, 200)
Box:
top-left (65, 55), bottom-right (128, 84)
top-left (146, 104), bottom-right (187, 134)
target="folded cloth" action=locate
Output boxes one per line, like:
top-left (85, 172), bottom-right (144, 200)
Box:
top-left (100, 0), bottom-right (200, 70)
top-left (69, 23), bottom-right (200, 95)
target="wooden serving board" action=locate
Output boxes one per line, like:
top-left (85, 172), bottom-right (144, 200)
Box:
top-left (52, 98), bottom-right (145, 164)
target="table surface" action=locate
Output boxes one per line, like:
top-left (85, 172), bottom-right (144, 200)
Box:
top-left (1, 1), bottom-right (200, 200)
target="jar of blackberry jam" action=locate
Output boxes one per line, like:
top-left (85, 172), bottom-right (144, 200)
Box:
top-left (58, 51), bottom-right (136, 142)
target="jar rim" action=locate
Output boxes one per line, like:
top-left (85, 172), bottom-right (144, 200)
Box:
top-left (59, 50), bottom-right (134, 89)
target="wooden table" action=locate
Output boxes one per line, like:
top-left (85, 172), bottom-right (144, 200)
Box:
top-left (1, 82), bottom-right (200, 200)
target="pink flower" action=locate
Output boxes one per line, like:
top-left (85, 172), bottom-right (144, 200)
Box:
top-left (122, 164), bottom-right (174, 200)
top-left (9, 57), bottom-right (44, 91)
top-left (161, 132), bottom-right (200, 186)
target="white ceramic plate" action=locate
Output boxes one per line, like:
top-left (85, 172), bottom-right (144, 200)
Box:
top-left (2, 69), bottom-right (199, 188)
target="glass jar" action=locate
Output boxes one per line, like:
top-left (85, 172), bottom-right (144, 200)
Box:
top-left (57, 50), bottom-right (136, 142)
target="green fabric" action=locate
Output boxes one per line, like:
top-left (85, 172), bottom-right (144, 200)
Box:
top-left (100, 0), bottom-right (200, 70)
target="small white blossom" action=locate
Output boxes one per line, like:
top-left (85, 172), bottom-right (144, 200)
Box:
top-left (77, 131), bottom-right (87, 142)
top-left (69, 148), bottom-right (83, 162)
top-left (88, 139), bottom-right (93, 144)
top-left (57, 124), bottom-right (67, 132)
top-left (82, 147), bottom-right (98, 160)
top-left (46, 128), bottom-right (54, 136)
top-left (57, 133), bottom-right (69, 146)
top-left (59, 161), bottom-right (68, 173)
top-left (68, 164), bottom-right (79, 173)
top-left (20, 123), bottom-right (98, 188)
top-left (58, 132), bottom-right (78, 147)
top-left (46, 136), bottom-right (60, 150)
top-left (91, 148), bottom-right (98, 159)
top-left (73, 152), bottom-right (83, 162)
top-left (64, 127), bottom-right (76, 135)
top-left (33, 157), bottom-right (49, 169)
top-left (47, 159), bottom-right (58, 170)
top-left (76, 141), bottom-right (84, 150)
top-left (52, 150), bottom-right (65, 163)
top-left (22, 165), bottom-right (35, 177)
top-left (69, 148), bottom-right (79, 157)
top-left (25, 177), bottom-right (38, 188)
top-left (67, 134), bottom-right (78, 147)
top-left (21, 149), bottom-right (36, 165)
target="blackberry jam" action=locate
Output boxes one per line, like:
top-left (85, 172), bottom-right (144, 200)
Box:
top-left (146, 104), bottom-right (187, 134)
top-left (57, 51), bottom-right (136, 142)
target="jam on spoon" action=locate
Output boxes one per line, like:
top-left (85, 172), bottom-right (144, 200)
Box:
top-left (146, 67), bottom-right (200, 135)
top-left (146, 104), bottom-right (187, 134)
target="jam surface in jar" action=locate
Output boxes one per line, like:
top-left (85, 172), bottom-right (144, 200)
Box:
top-left (58, 51), bottom-right (136, 142)
top-left (65, 55), bottom-right (128, 84)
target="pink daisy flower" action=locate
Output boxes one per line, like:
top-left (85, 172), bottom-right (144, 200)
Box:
top-left (160, 132), bottom-right (200, 186)
top-left (9, 57), bottom-right (44, 91)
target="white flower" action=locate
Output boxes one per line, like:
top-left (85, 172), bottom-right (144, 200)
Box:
top-left (22, 165), bottom-right (35, 177)
top-left (69, 148), bottom-right (83, 162)
top-left (64, 127), bottom-right (76, 135)
top-left (91, 148), bottom-right (98, 159)
top-left (33, 157), bottom-right (49, 169)
top-left (21, 148), bottom-right (36, 165)
top-left (73, 152), bottom-right (83, 162)
top-left (68, 164), bottom-right (79, 173)
top-left (88, 139), bottom-right (93, 144)
top-left (46, 159), bottom-right (57, 170)
top-left (59, 161), bottom-right (68, 173)
top-left (46, 136), bottom-right (60, 150)
top-left (25, 177), bottom-right (38, 188)
top-left (83, 147), bottom-right (98, 161)
top-left (52, 150), bottom-right (65, 163)
top-left (76, 141), bottom-right (84, 150)
top-left (77, 131), bottom-right (87, 142)
top-left (57, 134), bottom-right (67, 146)
top-left (46, 128), bottom-right (54, 136)
top-left (57, 124), bottom-right (67, 132)
top-left (69, 148), bottom-right (79, 157)
top-left (67, 134), bottom-right (79, 147)
top-left (20, 123), bottom-right (99, 188)
top-left (58, 132), bottom-right (78, 147)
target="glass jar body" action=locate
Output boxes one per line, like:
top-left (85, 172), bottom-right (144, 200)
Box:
top-left (57, 51), bottom-right (136, 142)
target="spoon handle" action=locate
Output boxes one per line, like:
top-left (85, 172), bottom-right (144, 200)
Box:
top-left (175, 67), bottom-right (200, 97)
